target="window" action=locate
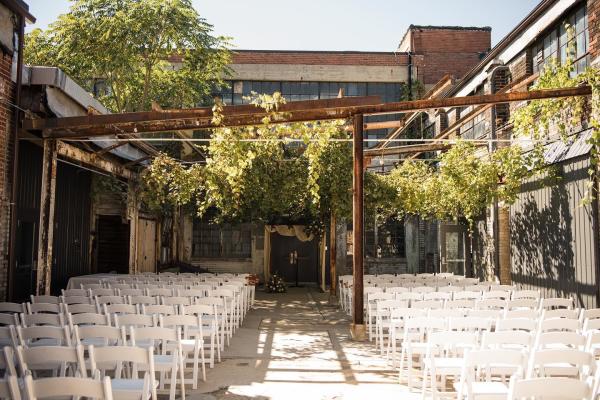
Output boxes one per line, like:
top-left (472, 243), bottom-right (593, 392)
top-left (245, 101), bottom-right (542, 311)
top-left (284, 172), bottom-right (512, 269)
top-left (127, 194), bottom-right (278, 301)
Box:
top-left (192, 216), bottom-right (252, 259)
top-left (533, 4), bottom-right (588, 75)
top-left (365, 217), bottom-right (406, 259)
top-left (459, 106), bottom-right (488, 139)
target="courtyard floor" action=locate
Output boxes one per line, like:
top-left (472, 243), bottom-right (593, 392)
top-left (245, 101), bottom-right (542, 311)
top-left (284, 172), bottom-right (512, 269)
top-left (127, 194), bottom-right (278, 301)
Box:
top-left (188, 286), bottom-right (419, 400)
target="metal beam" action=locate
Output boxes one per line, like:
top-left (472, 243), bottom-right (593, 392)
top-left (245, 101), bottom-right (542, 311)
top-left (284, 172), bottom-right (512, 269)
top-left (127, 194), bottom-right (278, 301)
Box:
top-left (25, 86), bottom-right (592, 140)
top-left (365, 143), bottom-right (454, 156)
top-left (351, 114), bottom-right (366, 340)
top-left (364, 120), bottom-right (405, 130)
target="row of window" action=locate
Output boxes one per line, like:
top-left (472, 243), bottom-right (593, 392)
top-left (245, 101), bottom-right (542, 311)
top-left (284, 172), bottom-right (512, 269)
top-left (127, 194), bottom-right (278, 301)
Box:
top-left (213, 80), bottom-right (404, 105)
top-left (532, 4), bottom-right (589, 75)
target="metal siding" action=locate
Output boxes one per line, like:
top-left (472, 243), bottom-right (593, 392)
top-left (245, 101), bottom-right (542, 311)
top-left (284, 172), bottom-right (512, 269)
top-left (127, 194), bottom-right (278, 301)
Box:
top-left (510, 155), bottom-right (597, 308)
top-left (50, 162), bottom-right (91, 294)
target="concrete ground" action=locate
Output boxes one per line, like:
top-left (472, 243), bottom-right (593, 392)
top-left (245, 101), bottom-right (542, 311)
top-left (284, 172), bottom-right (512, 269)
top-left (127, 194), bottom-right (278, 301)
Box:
top-left (188, 287), bottom-right (421, 400)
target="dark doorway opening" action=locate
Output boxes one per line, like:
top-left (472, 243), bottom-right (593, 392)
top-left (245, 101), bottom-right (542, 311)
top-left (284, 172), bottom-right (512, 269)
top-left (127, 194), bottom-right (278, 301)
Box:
top-left (95, 215), bottom-right (130, 274)
top-left (270, 233), bottom-right (319, 285)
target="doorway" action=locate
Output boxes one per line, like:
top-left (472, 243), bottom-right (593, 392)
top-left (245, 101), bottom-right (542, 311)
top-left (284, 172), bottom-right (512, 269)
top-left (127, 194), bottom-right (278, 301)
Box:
top-left (95, 215), bottom-right (130, 274)
top-left (270, 233), bottom-right (319, 285)
top-left (439, 223), bottom-right (469, 276)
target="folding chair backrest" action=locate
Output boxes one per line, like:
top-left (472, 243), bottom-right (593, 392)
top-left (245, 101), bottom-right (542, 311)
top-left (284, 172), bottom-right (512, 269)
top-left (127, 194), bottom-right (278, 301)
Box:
top-left (0, 314), bottom-right (17, 326)
top-left (119, 288), bottom-right (144, 297)
top-left (16, 344), bottom-right (86, 377)
top-left (496, 317), bottom-right (537, 332)
top-left (146, 288), bottom-right (172, 297)
top-left (506, 298), bottom-right (539, 310)
top-left (438, 286), bottom-right (463, 293)
top-left (20, 312), bottom-right (64, 327)
top-left (508, 376), bottom-right (591, 400)
top-left (17, 325), bottom-right (71, 347)
top-left (114, 313), bottom-right (155, 329)
top-left (81, 283), bottom-right (104, 290)
top-left (62, 289), bottom-right (88, 297)
top-left (528, 349), bottom-right (594, 378)
top-left (23, 374), bottom-right (114, 400)
top-left (446, 299), bottom-right (476, 310)
top-left (95, 296), bottom-right (126, 306)
top-left (396, 292), bottom-right (423, 303)
top-left (129, 295), bottom-right (158, 306)
top-left (30, 295), bottom-right (59, 304)
top-left (581, 308), bottom-right (600, 322)
top-left (542, 308), bottom-right (579, 320)
top-left (142, 304), bottom-right (178, 316)
top-left (481, 330), bottom-right (532, 350)
top-left (483, 290), bottom-right (510, 300)
top-left (411, 299), bottom-right (443, 310)
top-left (60, 295), bottom-right (93, 305)
top-left (539, 317), bottom-right (580, 333)
top-left (26, 303), bottom-right (61, 314)
top-left (63, 303), bottom-right (98, 315)
top-left (102, 303), bottom-right (136, 315)
top-left (411, 286), bottom-right (435, 294)
top-left (476, 298), bottom-right (507, 310)
top-left (423, 292), bottom-right (451, 301)
top-left (0, 302), bottom-right (24, 314)
top-left (541, 297), bottom-right (574, 310)
top-left (454, 291), bottom-right (480, 300)
top-left (74, 325), bottom-right (124, 346)
top-left (536, 331), bottom-right (586, 349)
top-left (386, 287), bottom-right (409, 294)
top-left (89, 289), bottom-right (116, 297)
top-left (504, 309), bottom-right (540, 319)
top-left (449, 316), bottom-right (492, 332)
top-left (468, 309), bottom-right (503, 319)
top-left (68, 312), bottom-right (110, 328)
top-left (130, 326), bottom-right (180, 353)
top-left (161, 296), bottom-right (191, 306)
top-left (512, 290), bottom-right (540, 300)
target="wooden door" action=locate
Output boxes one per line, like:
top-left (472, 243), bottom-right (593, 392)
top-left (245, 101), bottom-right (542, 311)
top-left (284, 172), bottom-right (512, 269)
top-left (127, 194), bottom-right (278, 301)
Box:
top-left (270, 233), bottom-right (319, 284)
top-left (137, 218), bottom-right (157, 273)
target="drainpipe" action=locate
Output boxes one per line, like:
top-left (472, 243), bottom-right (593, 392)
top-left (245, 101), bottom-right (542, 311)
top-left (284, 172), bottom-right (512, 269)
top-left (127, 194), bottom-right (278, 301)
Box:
top-left (407, 51), bottom-right (413, 100)
top-left (7, 14), bottom-right (25, 301)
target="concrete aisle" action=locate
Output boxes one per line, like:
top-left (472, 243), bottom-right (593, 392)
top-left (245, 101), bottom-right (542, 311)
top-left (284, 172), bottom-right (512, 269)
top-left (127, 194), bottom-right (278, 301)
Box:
top-left (188, 287), bottom-right (419, 400)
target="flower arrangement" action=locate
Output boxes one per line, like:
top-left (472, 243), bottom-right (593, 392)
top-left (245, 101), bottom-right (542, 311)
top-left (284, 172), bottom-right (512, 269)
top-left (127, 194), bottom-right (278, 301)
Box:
top-left (266, 272), bottom-right (286, 293)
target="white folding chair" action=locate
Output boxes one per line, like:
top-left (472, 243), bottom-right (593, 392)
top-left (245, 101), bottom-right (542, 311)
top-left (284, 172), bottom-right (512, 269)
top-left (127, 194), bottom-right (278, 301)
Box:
top-left (399, 316), bottom-right (446, 388)
top-left (540, 297), bottom-right (574, 310)
top-left (89, 344), bottom-right (157, 400)
top-left (481, 330), bottom-right (533, 351)
top-left (455, 349), bottom-right (526, 399)
top-left (422, 330), bottom-right (479, 399)
top-left (24, 374), bottom-right (114, 400)
top-left (73, 325), bottom-right (124, 347)
top-left (130, 327), bottom-right (185, 400)
top-left (20, 312), bottom-right (64, 327)
top-left (62, 303), bottom-right (99, 315)
top-left (30, 295), bottom-right (59, 304)
top-left (67, 312), bottom-right (111, 330)
top-left (0, 302), bottom-right (24, 314)
top-left (160, 314), bottom-right (206, 387)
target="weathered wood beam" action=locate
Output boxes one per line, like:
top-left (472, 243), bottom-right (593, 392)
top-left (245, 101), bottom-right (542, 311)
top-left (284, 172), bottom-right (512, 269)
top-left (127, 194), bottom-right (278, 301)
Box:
top-left (36, 139), bottom-right (57, 295)
top-left (56, 141), bottom-right (135, 180)
top-left (152, 101), bottom-right (205, 159)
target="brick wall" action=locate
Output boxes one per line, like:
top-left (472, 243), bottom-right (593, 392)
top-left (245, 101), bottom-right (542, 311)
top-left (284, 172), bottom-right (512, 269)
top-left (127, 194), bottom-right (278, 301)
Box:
top-left (0, 50), bottom-right (14, 301)
top-left (408, 28), bottom-right (491, 85)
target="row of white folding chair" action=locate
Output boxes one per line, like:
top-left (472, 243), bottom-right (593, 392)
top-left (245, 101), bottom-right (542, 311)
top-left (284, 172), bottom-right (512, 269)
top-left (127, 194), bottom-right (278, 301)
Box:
top-left (7, 325), bottom-right (205, 398)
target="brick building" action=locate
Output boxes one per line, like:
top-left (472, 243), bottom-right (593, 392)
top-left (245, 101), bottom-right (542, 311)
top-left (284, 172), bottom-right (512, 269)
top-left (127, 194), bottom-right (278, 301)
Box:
top-left (378, 0), bottom-right (600, 307)
top-left (0, 0), bottom-right (33, 300)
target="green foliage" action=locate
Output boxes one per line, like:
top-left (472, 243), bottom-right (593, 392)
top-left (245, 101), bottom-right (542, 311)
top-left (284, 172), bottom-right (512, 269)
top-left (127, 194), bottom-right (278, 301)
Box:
top-left (25, 0), bottom-right (230, 112)
top-left (91, 175), bottom-right (128, 204)
top-left (383, 142), bottom-right (531, 228)
top-left (511, 26), bottom-right (600, 202)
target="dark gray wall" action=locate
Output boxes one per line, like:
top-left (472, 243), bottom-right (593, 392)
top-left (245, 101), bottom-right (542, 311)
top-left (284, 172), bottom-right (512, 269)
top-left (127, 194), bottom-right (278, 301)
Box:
top-left (510, 155), bottom-right (598, 308)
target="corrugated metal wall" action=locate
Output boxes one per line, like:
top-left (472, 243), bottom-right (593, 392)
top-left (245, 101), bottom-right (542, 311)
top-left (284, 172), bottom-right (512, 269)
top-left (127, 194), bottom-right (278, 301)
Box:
top-left (510, 155), bottom-right (598, 308)
top-left (51, 162), bottom-right (92, 293)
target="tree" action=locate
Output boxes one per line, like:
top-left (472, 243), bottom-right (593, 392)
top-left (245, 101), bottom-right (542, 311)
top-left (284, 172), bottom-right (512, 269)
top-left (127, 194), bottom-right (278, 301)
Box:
top-left (25, 0), bottom-right (231, 112)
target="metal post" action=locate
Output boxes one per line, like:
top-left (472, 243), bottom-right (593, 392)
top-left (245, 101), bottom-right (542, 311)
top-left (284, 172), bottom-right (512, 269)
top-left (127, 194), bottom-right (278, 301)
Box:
top-left (351, 114), bottom-right (366, 340)
top-left (329, 212), bottom-right (336, 296)
top-left (36, 138), bottom-right (58, 295)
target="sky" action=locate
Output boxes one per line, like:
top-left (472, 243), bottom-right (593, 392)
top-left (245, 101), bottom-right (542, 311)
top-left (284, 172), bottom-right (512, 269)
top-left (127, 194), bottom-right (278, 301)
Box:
top-left (25, 0), bottom-right (541, 51)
